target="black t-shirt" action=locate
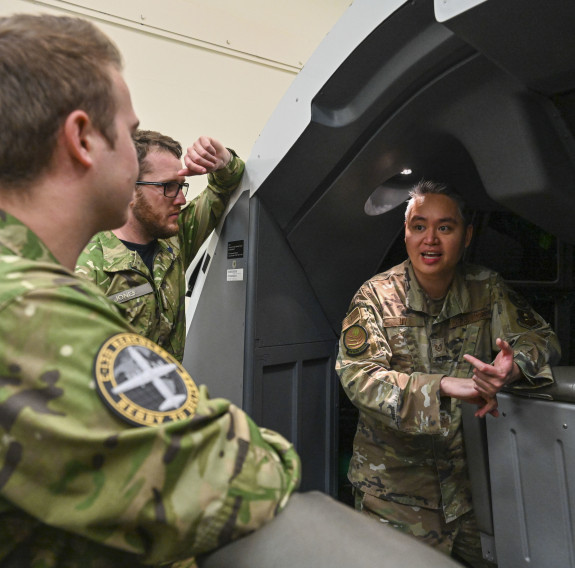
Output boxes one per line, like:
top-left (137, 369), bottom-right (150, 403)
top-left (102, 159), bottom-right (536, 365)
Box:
top-left (120, 239), bottom-right (158, 275)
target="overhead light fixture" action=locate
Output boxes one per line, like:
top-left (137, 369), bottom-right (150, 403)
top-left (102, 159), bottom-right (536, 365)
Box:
top-left (364, 168), bottom-right (417, 216)
top-left (365, 185), bottom-right (411, 216)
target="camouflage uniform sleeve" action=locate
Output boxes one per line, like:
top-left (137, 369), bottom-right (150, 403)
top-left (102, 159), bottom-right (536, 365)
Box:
top-left (0, 279), bottom-right (300, 563)
top-left (336, 284), bottom-right (444, 435)
top-left (491, 273), bottom-right (561, 388)
top-left (179, 150), bottom-right (245, 267)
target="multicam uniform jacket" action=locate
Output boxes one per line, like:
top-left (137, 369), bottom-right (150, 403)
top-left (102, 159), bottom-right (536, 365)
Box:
top-left (0, 211), bottom-right (300, 567)
top-left (75, 151), bottom-right (245, 362)
top-left (336, 260), bottom-right (559, 523)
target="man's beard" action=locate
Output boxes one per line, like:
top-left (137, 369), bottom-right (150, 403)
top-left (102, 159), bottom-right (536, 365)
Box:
top-left (132, 189), bottom-right (179, 240)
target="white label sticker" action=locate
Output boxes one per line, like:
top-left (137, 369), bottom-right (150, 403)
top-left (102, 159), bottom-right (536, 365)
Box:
top-left (227, 268), bottom-right (244, 282)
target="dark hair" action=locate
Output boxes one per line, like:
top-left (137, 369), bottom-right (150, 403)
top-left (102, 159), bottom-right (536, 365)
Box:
top-left (133, 130), bottom-right (183, 177)
top-left (405, 180), bottom-right (470, 225)
top-left (0, 14), bottom-right (123, 188)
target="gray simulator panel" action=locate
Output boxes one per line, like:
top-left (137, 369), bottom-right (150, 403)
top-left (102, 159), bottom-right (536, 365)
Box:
top-left (245, 196), bottom-right (338, 492)
top-left (487, 388), bottom-right (575, 567)
top-left (185, 190), bottom-right (339, 493)
top-left (197, 491), bottom-right (461, 568)
top-left (183, 191), bottom-right (250, 407)
top-left (186, 1), bottom-right (575, 563)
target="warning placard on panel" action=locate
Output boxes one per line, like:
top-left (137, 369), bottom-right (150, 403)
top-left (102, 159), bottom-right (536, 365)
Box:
top-left (227, 240), bottom-right (244, 259)
top-left (227, 268), bottom-right (244, 281)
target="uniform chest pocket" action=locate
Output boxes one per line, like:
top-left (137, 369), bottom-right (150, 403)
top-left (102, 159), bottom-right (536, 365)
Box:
top-left (121, 296), bottom-right (150, 321)
top-left (448, 307), bottom-right (492, 377)
top-left (455, 324), bottom-right (481, 378)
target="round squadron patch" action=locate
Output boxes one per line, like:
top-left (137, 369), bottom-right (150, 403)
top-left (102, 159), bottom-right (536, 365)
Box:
top-left (343, 324), bottom-right (369, 356)
top-left (94, 333), bottom-right (199, 427)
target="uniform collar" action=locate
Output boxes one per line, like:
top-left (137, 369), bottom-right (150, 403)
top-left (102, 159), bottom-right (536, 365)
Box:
top-left (0, 210), bottom-right (61, 265)
top-left (95, 231), bottom-right (179, 273)
top-left (404, 260), bottom-right (472, 319)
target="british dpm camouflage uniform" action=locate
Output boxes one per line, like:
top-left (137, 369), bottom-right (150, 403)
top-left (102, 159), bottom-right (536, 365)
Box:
top-left (336, 260), bottom-right (559, 554)
top-left (0, 210), bottom-right (300, 567)
top-left (75, 150), bottom-right (244, 362)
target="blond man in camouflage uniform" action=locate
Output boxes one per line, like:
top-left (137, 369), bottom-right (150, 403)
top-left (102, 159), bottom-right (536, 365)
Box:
top-left (76, 130), bottom-right (244, 361)
top-left (336, 181), bottom-right (559, 567)
top-left (0, 14), bottom-right (299, 568)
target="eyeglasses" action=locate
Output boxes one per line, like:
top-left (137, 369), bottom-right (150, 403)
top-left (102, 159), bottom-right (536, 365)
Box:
top-left (135, 181), bottom-right (189, 198)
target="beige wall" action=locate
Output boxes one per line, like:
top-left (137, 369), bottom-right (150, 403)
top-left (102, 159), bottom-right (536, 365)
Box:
top-left (1, 0), bottom-right (351, 195)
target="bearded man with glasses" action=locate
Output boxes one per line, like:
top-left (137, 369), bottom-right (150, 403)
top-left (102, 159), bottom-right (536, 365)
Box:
top-left (76, 129), bottom-right (244, 361)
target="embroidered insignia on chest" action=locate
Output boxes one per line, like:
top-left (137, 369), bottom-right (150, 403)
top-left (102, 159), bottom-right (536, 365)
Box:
top-left (431, 338), bottom-right (446, 357)
top-left (516, 309), bottom-right (539, 330)
top-left (343, 324), bottom-right (369, 356)
top-left (94, 333), bottom-right (199, 427)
